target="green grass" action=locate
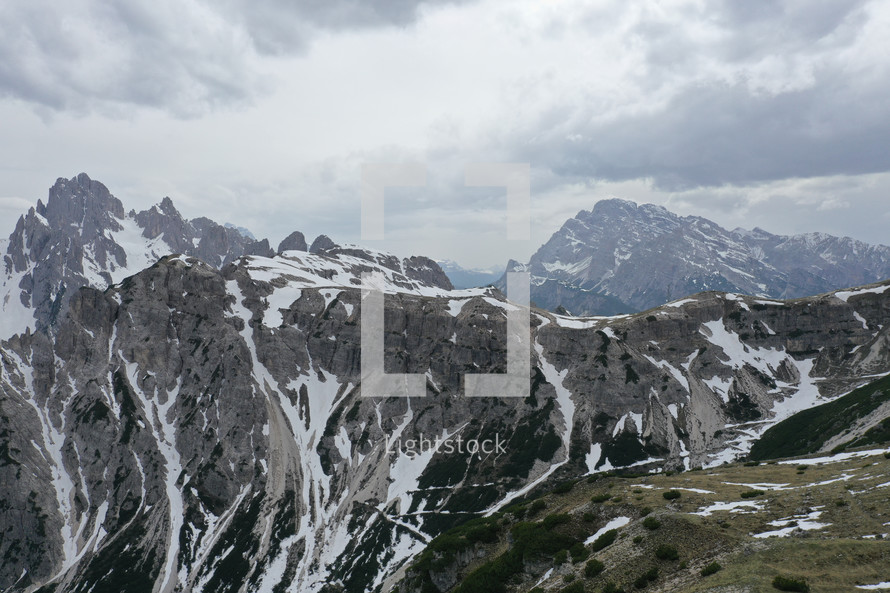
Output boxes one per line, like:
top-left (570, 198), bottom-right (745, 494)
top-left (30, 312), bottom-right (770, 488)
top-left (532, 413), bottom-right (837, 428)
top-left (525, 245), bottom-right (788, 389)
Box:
top-left (404, 447), bottom-right (890, 593)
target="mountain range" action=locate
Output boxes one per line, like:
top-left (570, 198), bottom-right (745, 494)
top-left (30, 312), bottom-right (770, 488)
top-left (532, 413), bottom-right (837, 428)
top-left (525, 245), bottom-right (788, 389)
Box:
top-left (435, 261), bottom-right (502, 290)
top-left (0, 173), bottom-right (449, 341)
top-left (503, 199), bottom-right (890, 316)
top-left (1, 175), bottom-right (889, 592)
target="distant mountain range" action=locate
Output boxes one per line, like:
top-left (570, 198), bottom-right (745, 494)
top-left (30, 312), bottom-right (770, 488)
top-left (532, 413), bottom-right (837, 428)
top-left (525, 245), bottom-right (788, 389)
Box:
top-left (502, 198), bottom-right (890, 315)
top-left (437, 260), bottom-right (503, 289)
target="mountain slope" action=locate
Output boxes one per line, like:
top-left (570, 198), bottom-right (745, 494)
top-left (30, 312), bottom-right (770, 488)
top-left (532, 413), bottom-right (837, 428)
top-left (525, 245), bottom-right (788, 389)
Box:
top-left (2, 248), bottom-right (890, 591)
top-left (396, 446), bottom-right (890, 593)
top-left (3, 175), bottom-right (890, 592)
top-left (510, 199), bottom-right (890, 316)
top-left (749, 373), bottom-right (890, 461)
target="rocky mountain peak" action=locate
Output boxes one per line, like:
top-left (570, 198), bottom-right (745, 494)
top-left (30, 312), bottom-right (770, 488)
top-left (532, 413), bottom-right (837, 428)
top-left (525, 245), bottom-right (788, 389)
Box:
top-left (402, 255), bottom-right (454, 290)
top-left (505, 258), bottom-right (527, 272)
top-left (133, 195), bottom-right (193, 252)
top-left (1, 175), bottom-right (455, 338)
top-left (44, 173), bottom-right (126, 235)
top-left (158, 196), bottom-right (180, 217)
top-left (309, 234), bottom-right (338, 253)
top-left (514, 199), bottom-right (890, 316)
top-left (587, 197), bottom-right (638, 216)
top-left (277, 230), bottom-right (308, 253)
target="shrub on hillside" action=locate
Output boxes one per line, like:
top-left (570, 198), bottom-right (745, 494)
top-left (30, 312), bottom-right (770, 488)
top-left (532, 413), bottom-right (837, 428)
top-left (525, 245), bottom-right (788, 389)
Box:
top-left (543, 513), bottom-right (571, 530)
top-left (554, 480), bottom-right (577, 494)
top-left (590, 529), bottom-right (618, 553)
top-left (700, 561), bottom-right (721, 576)
top-left (772, 575), bottom-right (809, 592)
top-left (740, 490), bottom-right (765, 498)
top-left (584, 558), bottom-right (605, 578)
top-left (633, 566), bottom-right (658, 588)
top-left (505, 504), bottom-right (526, 519)
top-left (654, 544), bottom-right (679, 561)
top-left (570, 542), bottom-right (589, 563)
top-left (560, 581), bottom-right (585, 593)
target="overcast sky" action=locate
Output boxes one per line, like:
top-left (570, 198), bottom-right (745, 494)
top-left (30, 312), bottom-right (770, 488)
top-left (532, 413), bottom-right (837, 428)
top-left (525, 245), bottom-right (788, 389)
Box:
top-left (1, 0), bottom-right (889, 268)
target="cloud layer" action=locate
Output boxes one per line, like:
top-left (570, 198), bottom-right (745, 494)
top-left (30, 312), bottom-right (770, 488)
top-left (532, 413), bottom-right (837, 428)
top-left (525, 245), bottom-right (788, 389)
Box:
top-left (1, 0), bottom-right (888, 267)
top-left (0, 0), bottom-right (466, 115)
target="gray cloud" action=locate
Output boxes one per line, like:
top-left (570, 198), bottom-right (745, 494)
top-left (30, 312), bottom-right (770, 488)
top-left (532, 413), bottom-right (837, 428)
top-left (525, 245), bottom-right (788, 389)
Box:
top-left (510, 0), bottom-right (890, 191)
top-left (0, 0), bottom-right (469, 115)
top-left (530, 77), bottom-right (890, 190)
top-left (709, 0), bottom-right (869, 59)
top-left (0, 0), bottom-right (261, 116)
top-left (215, 0), bottom-right (472, 55)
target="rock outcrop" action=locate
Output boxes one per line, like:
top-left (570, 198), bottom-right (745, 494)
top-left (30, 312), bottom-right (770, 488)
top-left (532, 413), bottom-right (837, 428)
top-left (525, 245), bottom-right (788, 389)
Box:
top-left (277, 230), bottom-right (308, 253)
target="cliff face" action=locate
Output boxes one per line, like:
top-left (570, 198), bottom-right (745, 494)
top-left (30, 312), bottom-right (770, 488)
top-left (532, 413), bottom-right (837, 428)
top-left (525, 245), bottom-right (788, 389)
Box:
top-left (2, 245), bottom-right (889, 592)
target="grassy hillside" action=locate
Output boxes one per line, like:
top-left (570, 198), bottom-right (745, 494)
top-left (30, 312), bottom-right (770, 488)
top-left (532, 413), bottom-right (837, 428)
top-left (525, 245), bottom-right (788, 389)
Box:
top-left (396, 447), bottom-right (890, 593)
top-left (749, 374), bottom-right (890, 461)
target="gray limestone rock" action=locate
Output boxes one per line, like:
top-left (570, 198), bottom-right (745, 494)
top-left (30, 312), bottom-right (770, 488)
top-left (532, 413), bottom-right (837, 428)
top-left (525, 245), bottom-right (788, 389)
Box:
top-left (277, 231), bottom-right (308, 253)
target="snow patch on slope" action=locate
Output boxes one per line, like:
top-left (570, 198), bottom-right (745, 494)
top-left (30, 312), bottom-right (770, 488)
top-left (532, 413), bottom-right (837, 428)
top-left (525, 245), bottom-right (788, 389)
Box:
top-left (486, 344), bottom-right (575, 513)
